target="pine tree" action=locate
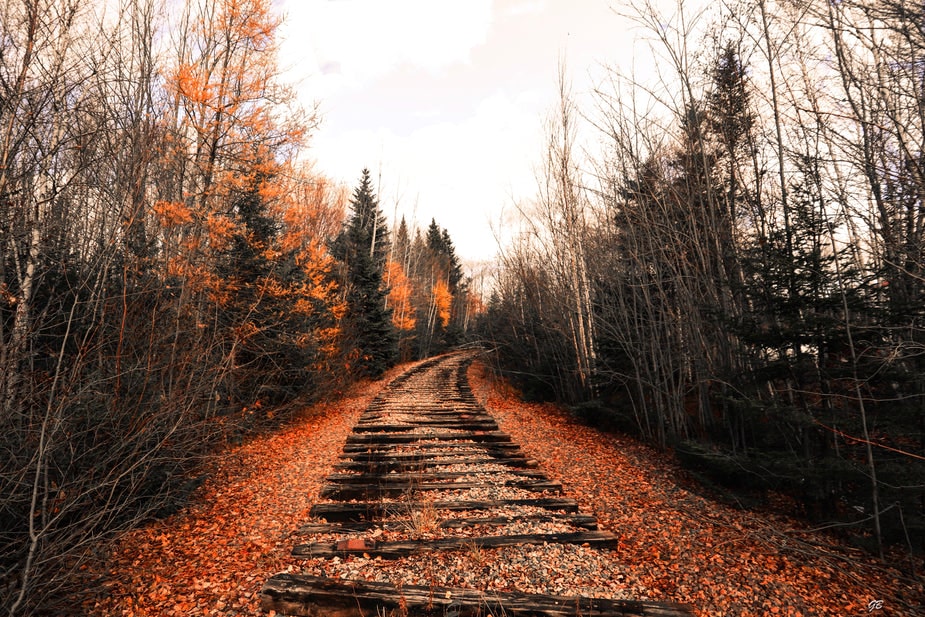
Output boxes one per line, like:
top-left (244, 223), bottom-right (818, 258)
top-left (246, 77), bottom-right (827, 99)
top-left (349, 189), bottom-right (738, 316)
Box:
top-left (425, 220), bottom-right (464, 291)
top-left (409, 219), bottom-right (467, 354)
top-left (332, 169), bottom-right (397, 377)
top-left (216, 178), bottom-right (314, 411)
top-left (395, 217), bottom-right (410, 257)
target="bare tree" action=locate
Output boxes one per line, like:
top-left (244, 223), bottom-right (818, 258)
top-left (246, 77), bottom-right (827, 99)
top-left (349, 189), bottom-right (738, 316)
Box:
top-left (482, 0), bottom-right (924, 557)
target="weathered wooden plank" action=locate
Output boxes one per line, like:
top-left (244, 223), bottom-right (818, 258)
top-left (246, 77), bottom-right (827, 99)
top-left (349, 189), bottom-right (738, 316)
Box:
top-left (318, 478), bottom-right (562, 500)
top-left (438, 512), bottom-right (598, 530)
top-left (309, 497), bottom-right (580, 522)
top-left (324, 469), bottom-right (548, 483)
top-left (292, 530), bottom-right (619, 558)
top-left (353, 422), bottom-right (499, 432)
top-left (345, 431), bottom-right (513, 445)
top-left (333, 456), bottom-right (540, 472)
top-left (363, 400), bottom-right (478, 408)
top-left (359, 408), bottom-right (489, 415)
top-left (356, 415), bottom-right (496, 421)
top-left (260, 573), bottom-right (697, 617)
top-left (357, 411), bottom-right (492, 417)
top-left (297, 513), bottom-right (599, 535)
top-left (356, 414), bottom-right (487, 423)
top-left (339, 445), bottom-right (524, 459)
top-left (360, 404), bottom-right (486, 411)
top-left (357, 412), bottom-right (492, 421)
top-left (341, 442), bottom-right (521, 454)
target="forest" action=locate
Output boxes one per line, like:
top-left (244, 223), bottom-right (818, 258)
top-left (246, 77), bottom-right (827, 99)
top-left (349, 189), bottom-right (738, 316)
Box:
top-left (479, 0), bottom-right (925, 567)
top-left (0, 0), bottom-right (474, 612)
top-left (3, 0), bottom-right (925, 613)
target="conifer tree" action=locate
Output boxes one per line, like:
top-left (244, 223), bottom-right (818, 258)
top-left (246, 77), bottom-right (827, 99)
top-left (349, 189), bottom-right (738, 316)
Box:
top-left (216, 178), bottom-right (317, 410)
top-left (409, 219), bottom-right (467, 354)
top-left (425, 220), bottom-right (464, 291)
top-left (332, 169), bottom-right (397, 376)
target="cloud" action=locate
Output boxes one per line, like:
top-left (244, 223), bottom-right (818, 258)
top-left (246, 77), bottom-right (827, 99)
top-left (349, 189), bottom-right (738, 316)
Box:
top-left (276, 0), bottom-right (639, 261)
top-left (501, 0), bottom-right (545, 17)
top-left (280, 0), bottom-right (493, 92)
top-left (309, 88), bottom-right (546, 261)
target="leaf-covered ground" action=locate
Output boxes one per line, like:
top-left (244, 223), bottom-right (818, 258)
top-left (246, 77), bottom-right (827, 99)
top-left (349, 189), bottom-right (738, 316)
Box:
top-left (467, 363), bottom-right (924, 617)
top-left (85, 361), bottom-right (421, 617)
top-left (84, 359), bottom-right (923, 616)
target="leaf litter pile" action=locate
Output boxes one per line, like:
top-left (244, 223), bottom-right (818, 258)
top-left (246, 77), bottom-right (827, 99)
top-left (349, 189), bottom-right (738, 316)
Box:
top-left (87, 359), bottom-right (922, 616)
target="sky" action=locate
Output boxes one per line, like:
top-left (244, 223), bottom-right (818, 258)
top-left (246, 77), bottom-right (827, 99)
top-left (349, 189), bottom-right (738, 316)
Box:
top-left (276, 0), bottom-right (672, 264)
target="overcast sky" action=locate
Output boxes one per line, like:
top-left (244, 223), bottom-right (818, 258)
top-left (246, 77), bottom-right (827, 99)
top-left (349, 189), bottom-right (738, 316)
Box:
top-left (277, 0), bottom-right (670, 264)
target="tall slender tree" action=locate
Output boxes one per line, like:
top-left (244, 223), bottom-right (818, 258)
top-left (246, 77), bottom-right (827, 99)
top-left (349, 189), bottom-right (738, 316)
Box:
top-left (332, 169), bottom-right (396, 377)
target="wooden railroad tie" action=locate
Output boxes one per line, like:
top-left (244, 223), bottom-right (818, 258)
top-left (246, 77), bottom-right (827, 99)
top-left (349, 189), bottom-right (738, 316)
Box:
top-left (260, 351), bottom-right (698, 617)
top-left (292, 530), bottom-right (619, 559)
top-left (296, 512), bottom-right (600, 535)
top-left (323, 469), bottom-right (549, 483)
top-left (308, 497), bottom-right (582, 522)
top-left (261, 574), bottom-right (696, 617)
top-left (317, 477), bottom-right (562, 500)
top-left (353, 421), bottom-right (500, 432)
top-left (333, 455), bottom-right (541, 472)
top-left (345, 430), bottom-right (514, 445)
top-left (340, 441), bottom-right (523, 454)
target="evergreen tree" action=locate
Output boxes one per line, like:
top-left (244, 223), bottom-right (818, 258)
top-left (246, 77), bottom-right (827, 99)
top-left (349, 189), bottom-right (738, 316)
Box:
top-left (708, 43), bottom-right (756, 232)
top-left (216, 179), bottom-right (315, 411)
top-left (395, 216), bottom-right (411, 267)
top-left (412, 219), bottom-right (467, 354)
top-left (333, 169), bottom-right (390, 267)
top-left (438, 227), bottom-right (468, 343)
top-left (332, 169), bottom-right (397, 377)
top-left (425, 219), bottom-right (464, 291)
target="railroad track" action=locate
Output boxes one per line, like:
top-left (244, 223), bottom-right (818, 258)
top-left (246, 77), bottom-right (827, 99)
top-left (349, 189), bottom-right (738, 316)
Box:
top-left (260, 351), bottom-right (694, 617)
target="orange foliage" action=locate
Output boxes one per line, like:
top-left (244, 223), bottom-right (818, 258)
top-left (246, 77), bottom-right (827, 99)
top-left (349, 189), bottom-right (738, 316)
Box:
top-left (84, 372), bottom-right (399, 617)
top-left (276, 181), bottom-right (348, 372)
top-left (165, 255), bottom-right (236, 307)
top-left (162, 0), bottom-right (303, 214)
top-left (279, 171), bottom-right (346, 254)
top-left (206, 214), bottom-right (236, 251)
top-left (152, 0), bottom-right (311, 315)
top-left (386, 260), bottom-right (416, 331)
top-left (153, 200), bottom-right (193, 227)
top-left (86, 361), bottom-right (920, 617)
top-left (465, 363), bottom-right (921, 617)
top-left (467, 292), bottom-right (486, 318)
top-left (432, 278), bottom-right (452, 328)
top-left (277, 168), bottom-right (348, 328)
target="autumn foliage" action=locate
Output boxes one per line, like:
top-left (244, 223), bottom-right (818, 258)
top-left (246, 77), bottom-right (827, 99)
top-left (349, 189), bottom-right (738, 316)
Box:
top-left (0, 1), bottom-right (354, 613)
top-left (388, 217), bottom-right (472, 359)
top-left (432, 278), bottom-right (452, 328)
top-left (80, 362), bottom-right (923, 617)
top-left (467, 364), bottom-right (923, 617)
top-left (386, 259), bottom-right (416, 332)
top-left (0, 0), bottom-right (485, 610)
